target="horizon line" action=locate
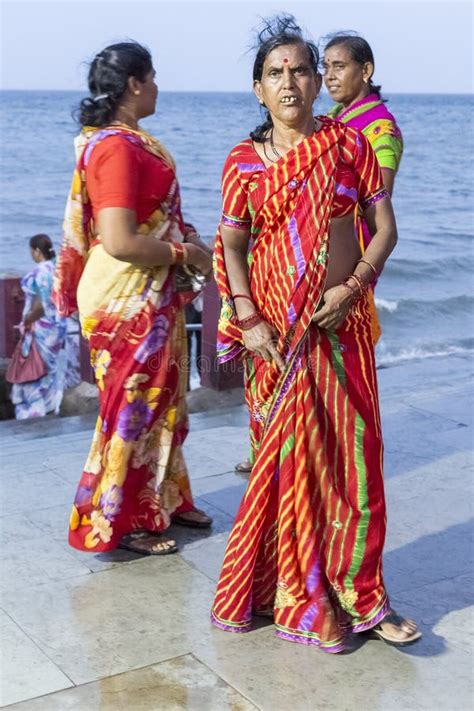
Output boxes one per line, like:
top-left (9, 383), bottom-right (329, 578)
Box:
top-left (1, 88), bottom-right (473, 96)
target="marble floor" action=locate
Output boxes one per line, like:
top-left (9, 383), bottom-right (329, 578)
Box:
top-left (0, 355), bottom-right (472, 710)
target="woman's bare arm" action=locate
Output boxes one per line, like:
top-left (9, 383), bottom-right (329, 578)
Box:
top-left (98, 207), bottom-right (211, 273)
top-left (23, 297), bottom-right (45, 329)
top-left (381, 167), bottom-right (396, 197)
top-left (221, 225), bottom-right (284, 369)
top-left (313, 198), bottom-right (398, 330)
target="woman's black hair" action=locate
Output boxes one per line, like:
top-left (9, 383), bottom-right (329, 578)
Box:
top-left (324, 33), bottom-right (382, 98)
top-left (76, 41), bottom-right (153, 128)
top-left (30, 233), bottom-right (55, 260)
top-left (250, 15), bottom-right (320, 143)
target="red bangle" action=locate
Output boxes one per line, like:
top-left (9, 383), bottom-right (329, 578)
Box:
top-left (236, 312), bottom-right (263, 330)
top-left (174, 242), bottom-right (187, 265)
top-left (345, 274), bottom-right (368, 300)
top-left (351, 273), bottom-right (370, 291)
top-left (233, 294), bottom-right (254, 304)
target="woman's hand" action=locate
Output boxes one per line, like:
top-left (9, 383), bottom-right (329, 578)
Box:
top-left (22, 299), bottom-right (45, 330)
top-left (242, 320), bottom-right (285, 371)
top-left (312, 285), bottom-right (353, 330)
top-left (183, 227), bottom-right (213, 255)
top-left (22, 315), bottom-right (33, 331)
top-left (185, 243), bottom-right (213, 276)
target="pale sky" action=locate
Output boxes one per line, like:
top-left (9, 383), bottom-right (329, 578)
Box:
top-left (0, 0), bottom-right (472, 94)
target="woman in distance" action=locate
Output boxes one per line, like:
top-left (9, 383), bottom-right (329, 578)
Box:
top-left (12, 234), bottom-right (67, 419)
top-left (53, 42), bottom-right (212, 555)
top-left (211, 16), bottom-right (420, 652)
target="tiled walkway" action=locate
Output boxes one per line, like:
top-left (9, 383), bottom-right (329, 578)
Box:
top-left (0, 355), bottom-right (472, 710)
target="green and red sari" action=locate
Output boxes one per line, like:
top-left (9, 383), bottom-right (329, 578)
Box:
top-left (211, 117), bottom-right (390, 652)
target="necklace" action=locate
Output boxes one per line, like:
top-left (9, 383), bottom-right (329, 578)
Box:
top-left (267, 120), bottom-right (320, 162)
top-left (270, 128), bottom-right (282, 159)
top-left (262, 138), bottom-right (275, 164)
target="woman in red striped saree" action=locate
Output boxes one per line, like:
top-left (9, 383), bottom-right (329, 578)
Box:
top-left (211, 16), bottom-right (420, 652)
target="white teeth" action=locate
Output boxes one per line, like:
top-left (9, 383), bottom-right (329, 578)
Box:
top-left (281, 96), bottom-right (297, 104)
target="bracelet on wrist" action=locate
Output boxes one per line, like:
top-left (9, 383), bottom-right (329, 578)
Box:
top-left (236, 312), bottom-right (263, 331)
top-left (233, 293), bottom-right (254, 304)
top-left (169, 243), bottom-right (177, 265)
top-left (174, 242), bottom-right (187, 265)
top-left (357, 258), bottom-right (378, 280)
top-left (340, 281), bottom-right (357, 301)
top-left (346, 273), bottom-right (367, 296)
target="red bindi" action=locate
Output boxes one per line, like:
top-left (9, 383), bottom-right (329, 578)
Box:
top-left (283, 57), bottom-right (289, 63)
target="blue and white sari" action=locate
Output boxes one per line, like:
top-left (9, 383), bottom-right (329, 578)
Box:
top-left (11, 260), bottom-right (68, 419)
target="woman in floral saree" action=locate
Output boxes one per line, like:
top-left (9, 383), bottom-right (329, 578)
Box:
top-left (211, 16), bottom-right (420, 651)
top-left (53, 42), bottom-right (213, 555)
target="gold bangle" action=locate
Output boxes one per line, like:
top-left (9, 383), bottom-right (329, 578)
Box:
top-left (169, 243), bottom-right (177, 265)
top-left (357, 258), bottom-right (378, 280)
top-left (181, 243), bottom-right (188, 265)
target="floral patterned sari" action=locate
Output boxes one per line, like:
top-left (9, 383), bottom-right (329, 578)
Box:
top-left (53, 127), bottom-right (197, 551)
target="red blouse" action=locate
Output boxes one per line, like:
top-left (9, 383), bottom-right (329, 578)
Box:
top-left (221, 119), bottom-right (388, 231)
top-left (86, 135), bottom-right (177, 225)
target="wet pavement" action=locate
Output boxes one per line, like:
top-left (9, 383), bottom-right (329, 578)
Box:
top-left (0, 355), bottom-right (472, 710)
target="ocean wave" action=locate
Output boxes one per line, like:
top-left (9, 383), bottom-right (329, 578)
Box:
top-left (377, 343), bottom-right (474, 368)
top-left (375, 294), bottom-right (473, 319)
top-left (375, 298), bottom-right (399, 313)
top-left (384, 255), bottom-right (473, 279)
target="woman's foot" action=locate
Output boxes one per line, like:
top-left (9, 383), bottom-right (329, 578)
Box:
top-left (171, 508), bottom-right (213, 529)
top-left (371, 610), bottom-right (422, 646)
top-left (235, 459), bottom-right (253, 473)
top-left (118, 531), bottom-right (178, 555)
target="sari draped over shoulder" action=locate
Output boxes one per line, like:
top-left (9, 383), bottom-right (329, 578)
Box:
top-left (211, 118), bottom-right (389, 652)
top-left (329, 94), bottom-right (403, 343)
top-left (53, 127), bottom-right (197, 552)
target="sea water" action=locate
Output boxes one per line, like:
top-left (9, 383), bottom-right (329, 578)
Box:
top-left (0, 91), bottom-right (473, 368)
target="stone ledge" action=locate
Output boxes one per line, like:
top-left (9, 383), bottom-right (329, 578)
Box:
top-left (59, 381), bottom-right (245, 418)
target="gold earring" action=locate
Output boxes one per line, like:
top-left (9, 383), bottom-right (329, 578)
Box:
top-left (134, 90), bottom-right (140, 96)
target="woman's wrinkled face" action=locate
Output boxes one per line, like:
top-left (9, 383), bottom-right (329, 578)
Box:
top-left (254, 43), bottom-right (321, 127)
top-left (323, 44), bottom-right (372, 107)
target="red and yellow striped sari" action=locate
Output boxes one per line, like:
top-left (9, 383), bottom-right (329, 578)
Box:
top-left (211, 118), bottom-right (389, 652)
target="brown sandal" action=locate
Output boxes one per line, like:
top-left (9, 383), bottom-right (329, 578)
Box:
top-left (171, 508), bottom-right (213, 529)
top-left (370, 610), bottom-right (422, 646)
top-left (118, 531), bottom-right (178, 556)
